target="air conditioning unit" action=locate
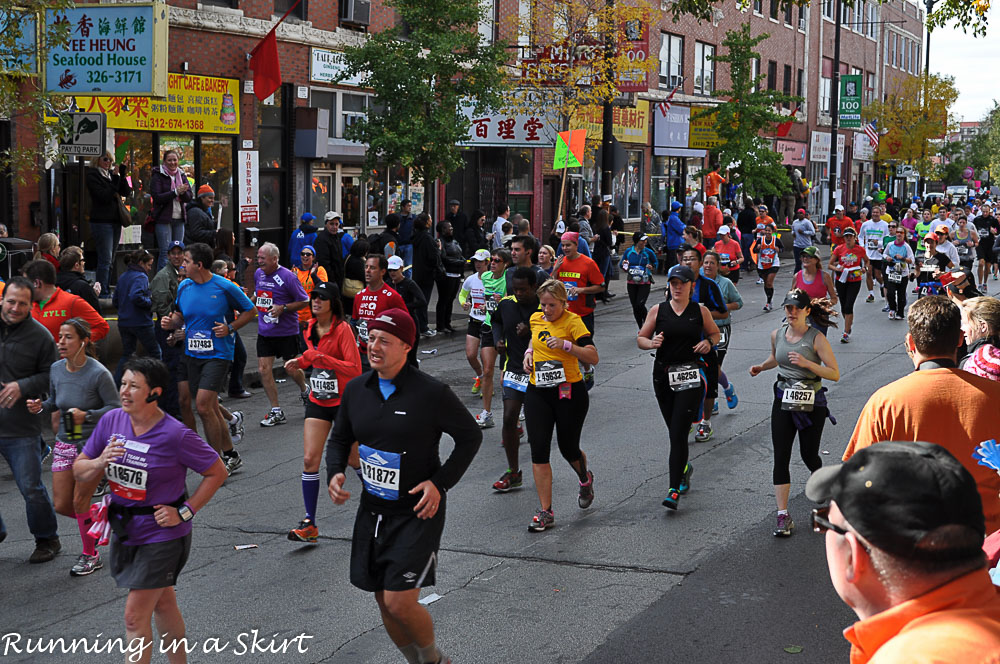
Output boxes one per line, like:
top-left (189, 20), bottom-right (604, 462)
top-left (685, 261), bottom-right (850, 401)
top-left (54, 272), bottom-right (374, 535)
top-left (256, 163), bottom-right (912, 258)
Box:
top-left (798, 18), bottom-right (806, 30)
top-left (340, 0), bottom-right (370, 26)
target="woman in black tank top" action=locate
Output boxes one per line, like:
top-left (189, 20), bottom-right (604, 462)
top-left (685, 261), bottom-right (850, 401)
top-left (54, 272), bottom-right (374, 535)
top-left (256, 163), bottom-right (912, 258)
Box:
top-left (637, 265), bottom-right (720, 510)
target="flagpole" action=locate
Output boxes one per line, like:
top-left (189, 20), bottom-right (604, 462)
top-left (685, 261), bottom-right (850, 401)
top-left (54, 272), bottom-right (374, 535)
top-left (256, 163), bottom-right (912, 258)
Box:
top-left (556, 129), bottom-right (570, 228)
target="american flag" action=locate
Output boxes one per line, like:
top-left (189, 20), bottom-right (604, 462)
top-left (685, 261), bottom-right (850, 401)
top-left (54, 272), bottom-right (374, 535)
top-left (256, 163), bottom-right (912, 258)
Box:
top-left (657, 78), bottom-right (684, 117)
top-left (864, 120), bottom-right (879, 148)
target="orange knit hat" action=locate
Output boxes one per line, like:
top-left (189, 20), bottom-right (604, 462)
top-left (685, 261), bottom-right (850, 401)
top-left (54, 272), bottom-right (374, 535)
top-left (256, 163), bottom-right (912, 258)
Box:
top-left (197, 184), bottom-right (215, 198)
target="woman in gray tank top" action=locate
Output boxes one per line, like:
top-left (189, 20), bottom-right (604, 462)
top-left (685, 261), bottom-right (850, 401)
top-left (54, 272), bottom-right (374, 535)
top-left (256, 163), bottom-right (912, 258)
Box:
top-left (748, 289), bottom-right (840, 538)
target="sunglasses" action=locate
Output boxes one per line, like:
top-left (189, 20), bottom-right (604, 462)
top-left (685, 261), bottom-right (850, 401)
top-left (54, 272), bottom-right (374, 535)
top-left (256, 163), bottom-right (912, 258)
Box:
top-left (301, 252), bottom-right (314, 256)
top-left (811, 506), bottom-right (847, 535)
top-left (490, 257), bottom-right (504, 263)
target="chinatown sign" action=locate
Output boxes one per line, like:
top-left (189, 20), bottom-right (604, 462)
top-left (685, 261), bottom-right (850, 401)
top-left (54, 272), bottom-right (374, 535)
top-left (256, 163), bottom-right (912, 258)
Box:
top-left (45, 3), bottom-right (168, 96)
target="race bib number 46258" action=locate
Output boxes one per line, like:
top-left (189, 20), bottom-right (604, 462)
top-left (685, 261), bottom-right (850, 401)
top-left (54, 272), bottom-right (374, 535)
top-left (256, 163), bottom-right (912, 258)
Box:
top-left (106, 462), bottom-right (148, 501)
top-left (358, 445), bottom-right (401, 500)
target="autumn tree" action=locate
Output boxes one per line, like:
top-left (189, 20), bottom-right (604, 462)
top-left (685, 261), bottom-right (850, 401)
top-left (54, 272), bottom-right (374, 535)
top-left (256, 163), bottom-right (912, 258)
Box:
top-left (691, 23), bottom-right (802, 199)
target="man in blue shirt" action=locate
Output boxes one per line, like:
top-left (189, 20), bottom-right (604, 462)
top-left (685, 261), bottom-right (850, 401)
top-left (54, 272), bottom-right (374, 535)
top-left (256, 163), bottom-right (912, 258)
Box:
top-left (661, 201), bottom-right (686, 271)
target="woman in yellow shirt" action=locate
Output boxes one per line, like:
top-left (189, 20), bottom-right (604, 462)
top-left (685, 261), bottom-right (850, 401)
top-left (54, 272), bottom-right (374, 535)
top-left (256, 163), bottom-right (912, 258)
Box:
top-left (521, 279), bottom-right (599, 532)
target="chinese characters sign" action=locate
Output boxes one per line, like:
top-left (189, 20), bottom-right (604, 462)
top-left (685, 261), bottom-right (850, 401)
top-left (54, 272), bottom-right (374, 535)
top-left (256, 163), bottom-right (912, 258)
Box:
top-left (73, 74), bottom-right (240, 134)
top-left (238, 151), bottom-right (259, 224)
top-left (460, 106), bottom-right (557, 146)
top-left (571, 101), bottom-right (649, 144)
top-left (46, 3), bottom-right (168, 96)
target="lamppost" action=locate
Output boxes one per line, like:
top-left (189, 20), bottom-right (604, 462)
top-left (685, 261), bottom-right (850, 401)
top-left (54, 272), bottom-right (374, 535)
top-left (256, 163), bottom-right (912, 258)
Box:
top-left (827, 0), bottom-right (843, 217)
top-left (918, 0), bottom-right (937, 197)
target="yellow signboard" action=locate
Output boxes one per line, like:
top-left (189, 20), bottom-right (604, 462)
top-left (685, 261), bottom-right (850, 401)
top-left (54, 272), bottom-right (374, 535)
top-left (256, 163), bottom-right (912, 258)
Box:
top-left (570, 100), bottom-right (649, 144)
top-left (73, 73), bottom-right (239, 134)
top-left (688, 107), bottom-right (722, 149)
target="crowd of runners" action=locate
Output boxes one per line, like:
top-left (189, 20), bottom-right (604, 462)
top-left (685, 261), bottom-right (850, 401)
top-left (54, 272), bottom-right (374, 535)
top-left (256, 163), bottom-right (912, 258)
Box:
top-left (2, 191), bottom-right (1000, 663)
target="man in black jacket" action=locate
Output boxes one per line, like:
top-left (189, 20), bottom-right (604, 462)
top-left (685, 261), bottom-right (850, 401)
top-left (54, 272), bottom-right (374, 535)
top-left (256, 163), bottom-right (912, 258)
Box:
top-left (327, 307), bottom-right (481, 664)
top-left (185, 185), bottom-right (217, 247)
top-left (436, 220), bottom-right (465, 334)
top-left (314, 212), bottom-right (345, 289)
top-left (445, 200), bottom-right (468, 254)
top-left (387, 255), bottom-right (425, 364)
top-left (372, 213), bottom-right (402, 259)
top-left (56, 247), bottom-right (101, 311)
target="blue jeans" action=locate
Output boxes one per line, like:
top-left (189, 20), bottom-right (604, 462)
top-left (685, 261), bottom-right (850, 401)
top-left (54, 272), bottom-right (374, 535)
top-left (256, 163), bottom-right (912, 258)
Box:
top-left (0, 436), bottom-right (58, 541)
top-left (740, 233), bottom-right (754, 271)
top-left (115, 324), bottom-right (162, 385)
top-left (793, 246), bottom-right (805, 273)
top-left (398, 244), bottom-right (414, 278)
top-left (91, 221), bottom-right (117, 297)
top-left (155, 221), bottom-right (185, 272)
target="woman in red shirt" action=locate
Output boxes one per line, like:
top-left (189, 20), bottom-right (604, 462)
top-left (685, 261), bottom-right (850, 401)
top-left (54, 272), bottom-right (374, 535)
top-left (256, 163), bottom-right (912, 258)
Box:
top-left (828, 227), bottom-right (869, 344)
top-left (283, 281), bottom-right (362, 544)
top-left (34, 233), bottom-right (61, 271)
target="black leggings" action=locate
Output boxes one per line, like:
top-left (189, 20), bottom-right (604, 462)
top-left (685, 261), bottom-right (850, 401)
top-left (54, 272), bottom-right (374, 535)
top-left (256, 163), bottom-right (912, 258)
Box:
top-left (885, 280), bottom-right (908, 316)
top-left (525, 382), bottom-right (589, 465)
top-left (627, 283), bottom-right (651, 327)
top-left (835, 280), bottom-right (861, 316)
top-left (652, 371), bottom-right (705, 489)
top-left (770, 397), bottom-right (826, 485)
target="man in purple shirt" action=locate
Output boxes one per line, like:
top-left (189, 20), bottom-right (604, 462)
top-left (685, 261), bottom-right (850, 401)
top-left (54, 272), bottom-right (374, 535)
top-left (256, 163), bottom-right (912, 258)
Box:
top-left (253, 243), bottom-right (309, 427)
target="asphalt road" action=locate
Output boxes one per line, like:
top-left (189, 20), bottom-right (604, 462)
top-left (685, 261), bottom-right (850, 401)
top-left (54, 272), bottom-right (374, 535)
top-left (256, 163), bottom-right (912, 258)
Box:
top-left (0, 260), bottom-right (915, 663)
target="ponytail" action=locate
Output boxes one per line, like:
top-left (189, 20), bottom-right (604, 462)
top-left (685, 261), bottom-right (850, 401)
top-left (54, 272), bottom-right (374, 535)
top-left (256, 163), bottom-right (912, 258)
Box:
top-left (807, 297), bottom-right (839, 330)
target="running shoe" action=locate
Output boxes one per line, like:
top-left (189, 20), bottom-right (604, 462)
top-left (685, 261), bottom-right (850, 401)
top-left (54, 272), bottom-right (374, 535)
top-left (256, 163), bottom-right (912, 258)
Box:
top-left (69, 552), bottom-right (103, 577)
top-left (288, 518), bottom-right (319, 543)
top-left (724, 383), bottom-right (738, 409)
top-left (421, 329), bottom-right (437, 338)
top-left (471, 377), bottom-right (482, 395)
top-left (866, 293), bottom-right (875, 303)
top-left (678, 464), bottom-right (693, 495)
top-left (983, 282), bottom-right (989, 293)
top-left (756, 278), bottom-right (764, 285)
top-left (300, 390), bottom-right (310, 406)
top-left (519, 406), bottom-right (525, 421)
top-left (517, 422), bottom-right (524, 438)
top-left (994, 273), bottom-right (998, 281)
top-left (229, 410), bottom-right (245, 445)
top-left (762, 303), bottom-right (772, 312)
top-left (92, 478), bottom-right (109, 498)
top-left (475, 410), bottom-right (495, 428)
top-left (695, 420), bottom-right (713, 442)
top-left (881, 304), bottom-right (892, 312)
top-left (260, 409), bottom-right (286, 427)
top-left (662, 488), bottom-right (681, 510)
top-left (41, 444), bottom-right (52, 465)
top-left (773, 513), bottom-right (795, 537)
top-left (527, 509), bottom-right (555, 532)
top-left (492, 469), bottom-right (523, 492)
top-left (583, 368), bottom-right (595, 391)
top-left (712, 401), bottom-right (719, 415)
top-left (840, 333), bottom-right (850, 344)
top-left (223, 452), bottom-right (243, 475)
top-left (887, 312), bottom-right (896, 320)
top-left (578, 470), bottom-right (595, 509)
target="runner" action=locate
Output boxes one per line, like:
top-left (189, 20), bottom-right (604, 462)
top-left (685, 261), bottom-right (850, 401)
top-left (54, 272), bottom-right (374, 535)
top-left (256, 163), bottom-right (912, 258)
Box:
top-left (826, 205), bottom-right (855, 249)
top-left (352, 254), bottom-right (407, 372)
top-left (27, 318), bottom-right (119, 576)
top-left (859, 209), bottom-right (890, 306)
top-left (283, 282), bottom-right (362, 544)
top-left (828, 227), bottom-right (868, 343)
top-left (914, 208), bottom-right (934, 256)
top-left (459, 249), bottom-right (491, 396)
top-left (793, 246), bottom-right (838, 335)
top-left (620, 232), bottom-right (658, 327)
top-left (952, 215), bottom-right (979, 283)
top-left (702, 252), bottom-right (743, 414)
top-left (712, 225), bottom-right (743, 285)
top-left (934, 224), bottom-right (962, 268)
top-left (637, 265), bottom-right (719, 510)
top-left (522, 279), bottom-right (599, 530)
top-left (748, 289), bottom-right (839, 536)
top-left (22, 259), bottom-right (110, 342)
top-left (253, 242), bottom-right (310, 427)
top-left (883, 225), bottom-right (916, 321)
top-left (750, 224), bottom-right (784, 312)
top-left (490, 266), bottom-right (541, 493)
top-left (160, 242), bottom-right (255, 474)
top-left (73, 357), bottom-right (227, 664)
top-left (974, 202), bottom-right (1000, 290)
top-left (327, 308), bottom-right (481, 664)
top-left (553, 231), bottom-right (605, 388)
top-left (475, 248), bottom-right (511, 428)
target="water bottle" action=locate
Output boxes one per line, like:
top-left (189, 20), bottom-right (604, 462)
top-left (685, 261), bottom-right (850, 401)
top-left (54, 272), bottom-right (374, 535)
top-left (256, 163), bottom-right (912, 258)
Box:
top-left (63, 410), bottom-right (82, 441)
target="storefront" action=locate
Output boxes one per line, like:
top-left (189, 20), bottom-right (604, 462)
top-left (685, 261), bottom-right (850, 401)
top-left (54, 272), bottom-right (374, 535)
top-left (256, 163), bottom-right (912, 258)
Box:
top-left (808, 131), bottom-right (846, 218)
top-left (651, 106), bottom-right (706, 215)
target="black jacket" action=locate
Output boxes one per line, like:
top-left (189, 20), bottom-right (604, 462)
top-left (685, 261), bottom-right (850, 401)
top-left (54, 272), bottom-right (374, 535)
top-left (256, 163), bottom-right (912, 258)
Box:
top-left (411, 229), bottom-right (442, 283)
top-left (85, 167), bottom-right (132, 224)
top-left (464, 223), bottom-right (488, 257)
top-left (0, 316), bottom-right (58, 438)
top-left (446, 210), bottom-right (469, 253)
top-left (56, 270), bottom-right (100, 312)
top-left (393, 276), bottom-right (427, 319)
top-left (326, 363), bottom-right (482, 512)
top-left (440, 237), bottom-right (466, 276)
top-left (372, 229), bottom-right (401, 258)
top-left (314, 229), bottom-right (345, 288)
top-left (185, 202), bottom-right (216, 245)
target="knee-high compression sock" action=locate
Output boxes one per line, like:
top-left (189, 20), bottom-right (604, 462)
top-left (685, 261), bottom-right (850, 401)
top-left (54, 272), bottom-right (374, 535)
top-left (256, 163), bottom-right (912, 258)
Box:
top-left (301, 472), bottom-right (320, 523)
top-left (765, 287), bottom-right (774, 304)
top-left (76, 513), bottom-right (96, 556)
top-left (718, 370), bottom-right (730, 390)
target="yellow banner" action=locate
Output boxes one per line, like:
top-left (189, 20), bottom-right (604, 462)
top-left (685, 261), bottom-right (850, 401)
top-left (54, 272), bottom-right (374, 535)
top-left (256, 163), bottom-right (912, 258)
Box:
top-left (72, 73), bottom-right (239, 134)
top-left (688, 107), bottom-right (722, 149)
top-left (570, 100), bottom-right (649, 143)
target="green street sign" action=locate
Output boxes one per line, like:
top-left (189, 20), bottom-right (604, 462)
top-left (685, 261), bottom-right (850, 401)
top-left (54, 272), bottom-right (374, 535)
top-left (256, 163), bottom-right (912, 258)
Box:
top-left (839, 74), bottom-right (862, 129)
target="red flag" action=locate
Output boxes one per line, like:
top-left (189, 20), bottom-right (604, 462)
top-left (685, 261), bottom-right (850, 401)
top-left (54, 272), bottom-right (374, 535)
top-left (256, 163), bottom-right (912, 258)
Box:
top-left (776, 105), bottom-right (799, 137)
top-left (657, 78), bottom-right (684, 117)
top-left (250, 28), bottom-right (281, 102)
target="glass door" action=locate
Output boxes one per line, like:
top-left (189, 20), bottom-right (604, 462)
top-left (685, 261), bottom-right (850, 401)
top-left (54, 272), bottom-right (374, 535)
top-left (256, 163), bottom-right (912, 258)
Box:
top-left (311, 171), bottom-right (334, 218)
top-left (340, 170), bottom-right (361, 229)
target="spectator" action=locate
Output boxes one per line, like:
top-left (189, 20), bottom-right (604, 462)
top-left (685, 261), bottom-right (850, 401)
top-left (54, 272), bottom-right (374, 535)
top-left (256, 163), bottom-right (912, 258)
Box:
top-left (591, 212), bottom-right (615, 302)
top-left (288, 212), bottom-right (319, 268)
top-left (293, 245), bottom-right (328, 330)
top-left (56, 247), bottom-right (101, 311)
top-left (702, 196), bottom-right (724, 249)
top-left (0, 223), bottom-right (7, 237)
top-left (410, 213), bottom-right (441, 336)
top-left (33, 233), bottom-right (61, 271)
top-left (84, 150), bottom-right (131, 297)
top-left (845, 295), bottom-right (1000, 530)
top-left (446, 199), bottom-right (468, 253)
top-left (150, 150), bottom-right (192, 271)
top-left (661, 202), bottom-right (686, 271)
top-left (185, 185), bottom-right (217, 247)
top-left (0, 276), bottom-right (61, 562)
top-left (436, 220), bottom-right (464, 335)
top-left (465, 209), bottom-right (489, 257)
top-left (214, 228), bottom-right (249, 286)
top-left (397, 199), bottom-right (416, 271)
top-left (500, 221), bottom-right (514, 248)
top-left (342, 237), bottom-right (368, 315)
top-left (609, 204), bottom-right (625, 253)
top-left (491, 202), bottom-right (511, 249)
top-left (386, 254), bottom-right (424, 366)
top-left (371, 213), bottom-right (401, 259)
top-left (211, 260), bottom-right (251, 400)
top-left (807, 441), bottom-right (1000, 663)
top-left (22, 260), bottom-right (108, 342)
top-left (959, 297), bottom-right (1000, 378)
top-left (576, 205), bottom-right (595, 247)
top-left (149, 240), bottom-right (186, 417)
top-left (314, 211), bottom-right (345, 289)
top-left (112, 248), bottom-right (161, 384)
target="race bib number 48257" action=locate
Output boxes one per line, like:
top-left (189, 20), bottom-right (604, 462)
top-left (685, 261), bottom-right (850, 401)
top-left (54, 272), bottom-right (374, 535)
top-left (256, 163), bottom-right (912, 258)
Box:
top-left (106, 462), bottom-right (148, 501)
top-left (358, 445), bottom-right (401, 500)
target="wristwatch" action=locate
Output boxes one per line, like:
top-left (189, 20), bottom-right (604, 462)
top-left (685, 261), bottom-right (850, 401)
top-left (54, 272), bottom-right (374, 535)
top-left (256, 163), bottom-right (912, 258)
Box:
top-left (178, 503), bottom-right (194, 522)
top-left (227, 323), bottom-right (235, 335)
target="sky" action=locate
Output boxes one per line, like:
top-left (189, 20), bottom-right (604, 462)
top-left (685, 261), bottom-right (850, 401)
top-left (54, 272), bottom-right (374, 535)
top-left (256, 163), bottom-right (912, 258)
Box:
top-left (930, 5), bottom-right (998, 122)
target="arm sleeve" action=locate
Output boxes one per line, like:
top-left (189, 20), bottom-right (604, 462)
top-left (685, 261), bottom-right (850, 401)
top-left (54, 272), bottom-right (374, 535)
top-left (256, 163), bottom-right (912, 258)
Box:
top-left (429, 384), bottom-right (483, 493)
top-left (88, 369), bottom-right (121, 420)
top-left (458, 285), bottom-right (470, 306)
top-left (75, 299), bottom-right (110, 341)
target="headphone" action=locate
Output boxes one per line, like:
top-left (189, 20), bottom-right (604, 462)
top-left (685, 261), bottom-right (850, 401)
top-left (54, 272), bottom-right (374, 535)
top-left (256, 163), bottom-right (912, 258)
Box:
top-left (145, 390), bottom-right (162, 404)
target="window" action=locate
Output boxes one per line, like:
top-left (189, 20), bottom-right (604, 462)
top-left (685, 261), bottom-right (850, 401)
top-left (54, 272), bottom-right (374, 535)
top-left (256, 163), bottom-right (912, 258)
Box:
top-left (783, 64), bottom-right (792, 96)
top-left (865, 71), bottom-right (875, 105)
top-left (853, 1), bottom-right (862, 30)
top-left (507, 149), bottom-right (533, 192)
top-left (274, 0), bottom-right (304, 20)
top-left (200, 0), bottom-right (238, 8)
top-left (891, 33), bottom-right (897, 67)
top-left (822, 0), bottom-right (833, 19)
top-left (478, 0), bottom-right (494, 44)
top-left (613, 150), bottom-right (642, 218)
top-left (784, 3), bottom-right (793, 25)
top-left (750, 57), bottom-right (760, 93)
top-left (659, 33), bottom-right (683, 88)
top-left (311, 90), bottom-right (371, 139)
top-left (841, 1), bottom-right (850, 24)
top-left (820, 57), bottom-right (833, 114)
top-left (752, 0), bottom-right (762, 14)
top-left (694, 42), bottom-right (714, 94)
top-left (867, 3), bottom-right (877, 38)
top-left (769, 0), bottom-right (779, 20)
top-left (798, 6), bottom-right (806, 29)
top-left (767, 60), bottom-right (777, 91)
top-left (517, 0), bottom-right (530, 47)
top-left (796, 68), bottom-right (804, 98)
top-left (916, 44), bottom-right (921, 72)
top-left (342, 93), bottom-right (368, 137)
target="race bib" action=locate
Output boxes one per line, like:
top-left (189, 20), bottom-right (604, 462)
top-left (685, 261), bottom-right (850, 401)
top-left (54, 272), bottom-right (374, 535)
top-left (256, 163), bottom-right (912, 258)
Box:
top-left (534, 360), bottom-right (566, 387)
top-left (472, 301), bottom-right (486, 316)
top-left (958, 245), bottom-right (970, 256)
top-left (667, 362), bottom-right (701, 391)
top-left (106, 461), bottom-right (148, 501)
top-left (310, 370), bottom-right (339, 400)
top-left (887, 268), bottom-right (904, 283)
top-left (358, 445), bottom-right (401, 500)
top-left (866, 236), bottom-right (881, 251)
top-left (255, 291), bottom-right (273, 311)
top-left (628, 265), bottom-right (646, 280)
top-left (718, 253), bottom-right (731, 265)
top-left (781, 382), bottom-right (816, 412)
top-left (760, 248), bottom-right (776, 268)
top-left (717, 325), bottom-right (731, 350)
top-left (485, 297), bottom-right (499, 313)
top-left (356, 320), bottom-right (369, 343)
top-left (564, 280), bottom-right (579, 301)
top-left (502, 370), bottom-right (529, 393)
top-left (187, 330), bottom-right (214, 355)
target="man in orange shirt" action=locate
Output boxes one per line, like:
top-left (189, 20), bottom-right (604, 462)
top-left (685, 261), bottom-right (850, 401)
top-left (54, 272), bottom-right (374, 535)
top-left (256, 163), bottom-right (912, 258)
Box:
top-left (845, 296), bottom-right (1000, 530)
top-left (554, 231), bottom-right (604, 387)
top-left (705, 167), bottom-right (726, 199)
top-left (807, 441), bottom-right (1000, 664)
top-left (22, 260), bottom-right (109, 342)
top-left (827, 204), bottom-right (859, 248)
top-left (701, 196), bottom-right (724, 249)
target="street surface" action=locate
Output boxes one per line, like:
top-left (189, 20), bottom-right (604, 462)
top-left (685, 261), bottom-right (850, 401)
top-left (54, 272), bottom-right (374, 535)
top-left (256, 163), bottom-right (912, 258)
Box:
top-left (1, 260), bottom-right (916, 663)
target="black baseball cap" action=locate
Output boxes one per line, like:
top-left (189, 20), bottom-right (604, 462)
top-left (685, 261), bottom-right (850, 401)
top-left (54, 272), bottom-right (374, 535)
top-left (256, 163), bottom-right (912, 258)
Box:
top-left (781, 290), bottom-right (811, 309)
top-left (667, 264), bottom-right (696, 283)
top-left (310, 281), bottom-right (340, 301)
top-left (806, 441), bottom-right (985, 562)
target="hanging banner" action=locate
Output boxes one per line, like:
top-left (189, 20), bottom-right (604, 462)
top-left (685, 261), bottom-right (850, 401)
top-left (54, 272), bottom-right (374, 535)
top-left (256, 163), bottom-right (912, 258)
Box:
top-left (72, 74), bottom-right (240, 134)
top-left (570, 101), bottom-right (649, 143)
top-left (238, 150), bottom-right (259, 224)
top-left (839, 74), bottom-right (862, 129)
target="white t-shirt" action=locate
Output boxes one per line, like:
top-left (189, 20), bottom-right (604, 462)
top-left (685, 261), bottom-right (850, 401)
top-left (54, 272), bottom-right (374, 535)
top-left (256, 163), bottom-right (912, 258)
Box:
top-left (859, 219), bottom-right (890, 259)
top-left (461, 272), bottom-right (487, 321)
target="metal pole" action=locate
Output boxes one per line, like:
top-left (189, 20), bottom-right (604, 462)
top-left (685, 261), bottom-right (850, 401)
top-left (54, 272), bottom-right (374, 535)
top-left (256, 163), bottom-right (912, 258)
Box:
top-left (827, 0), bottom-right (842, 216)
top-left (601, 0), bottom-right (614, 202)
